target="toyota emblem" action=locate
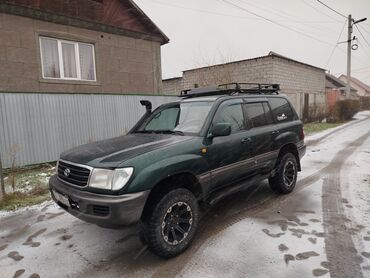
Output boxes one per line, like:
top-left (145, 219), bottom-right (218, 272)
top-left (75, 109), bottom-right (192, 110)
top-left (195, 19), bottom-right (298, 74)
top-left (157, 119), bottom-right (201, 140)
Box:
top-left (64, 168), bottom-right (71, 177)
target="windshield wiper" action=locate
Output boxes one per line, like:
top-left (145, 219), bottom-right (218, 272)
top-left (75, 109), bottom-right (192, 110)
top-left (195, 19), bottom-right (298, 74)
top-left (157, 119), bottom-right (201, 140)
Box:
top-left (135, 130), bottom-right (185, 135)
top-left (134, 130), bottom-right (156, 134)
top-left (154, 130), bottom-right (185, 136)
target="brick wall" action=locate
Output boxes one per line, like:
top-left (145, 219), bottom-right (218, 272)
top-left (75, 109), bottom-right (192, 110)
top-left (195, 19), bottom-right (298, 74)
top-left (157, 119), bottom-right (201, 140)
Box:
top-left (271, 56), bottom-right (326, 117)
top-left (163, 55), bottom-right (326, 118)
top-left (162, 77), bottom-right (182, 95)
top-left (0, 13), bottom-right (163, 94)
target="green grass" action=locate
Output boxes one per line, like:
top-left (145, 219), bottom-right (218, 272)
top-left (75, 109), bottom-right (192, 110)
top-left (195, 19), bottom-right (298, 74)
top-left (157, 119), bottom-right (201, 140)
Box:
top-left (0, 190), bottom-right (51, 211)
top-left (0, 192), bottom-right (51, 211)
top-left (0, 163), bottom-right (55, 211)
top-left (303, 122), bottom-right (344, 135)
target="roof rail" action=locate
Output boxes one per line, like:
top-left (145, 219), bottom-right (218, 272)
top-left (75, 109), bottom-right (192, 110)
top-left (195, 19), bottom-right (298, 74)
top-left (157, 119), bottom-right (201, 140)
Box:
top-left (180, 83), bottom-right (280, 98)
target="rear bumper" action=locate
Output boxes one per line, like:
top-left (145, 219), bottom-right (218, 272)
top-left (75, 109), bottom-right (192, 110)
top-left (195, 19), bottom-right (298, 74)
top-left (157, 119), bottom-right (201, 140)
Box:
top-left (49, 175), bottom-right (150, 228)
top-left (298, 144), bottom-right (306, 160)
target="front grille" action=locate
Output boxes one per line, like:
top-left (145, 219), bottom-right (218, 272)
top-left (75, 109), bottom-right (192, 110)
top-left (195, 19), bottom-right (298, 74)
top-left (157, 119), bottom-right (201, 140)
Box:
top-left (58, 160), bottom-right (91, 187)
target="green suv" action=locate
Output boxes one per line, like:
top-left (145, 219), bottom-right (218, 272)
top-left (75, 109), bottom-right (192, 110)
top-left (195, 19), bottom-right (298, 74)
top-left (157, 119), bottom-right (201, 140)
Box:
top-left (49, 83), bottom-right (306, 258)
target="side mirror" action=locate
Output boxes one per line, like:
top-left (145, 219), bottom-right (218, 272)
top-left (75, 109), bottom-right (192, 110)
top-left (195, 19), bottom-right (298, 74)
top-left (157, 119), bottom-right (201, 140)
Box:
top-left (208, 123), bottom-right (231, 138)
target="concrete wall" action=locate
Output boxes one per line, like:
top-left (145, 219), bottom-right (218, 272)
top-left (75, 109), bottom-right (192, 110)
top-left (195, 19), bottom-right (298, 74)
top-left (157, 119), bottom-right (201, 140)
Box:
top-left (0, 13), bottom-right (163, 94)
top-left (163, 56), bottom-right (326, 117)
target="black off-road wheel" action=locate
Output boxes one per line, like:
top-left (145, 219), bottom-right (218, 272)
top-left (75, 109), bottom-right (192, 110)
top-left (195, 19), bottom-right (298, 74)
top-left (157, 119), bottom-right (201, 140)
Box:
top-left (269, 153), bottom-right (298, 194)
top-left (141, 188), bottom-right (199, 258)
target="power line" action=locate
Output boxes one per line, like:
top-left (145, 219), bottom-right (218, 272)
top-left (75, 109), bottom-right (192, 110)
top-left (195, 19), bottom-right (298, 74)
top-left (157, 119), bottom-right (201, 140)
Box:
top-left (220, 0), bottom-right (334, 46)
top-left (235, 0), bottom-right (337, 35)
top-left (325, 19), bottom-right (347, 68)
top-left (151, 0), bottom-right (338, 24)
top-left (316, 0), bottom-right (346, 19)
top-left (355, 24), bottom-right (370, 48)
top-left (359, 25), bottom-right (370, 36)
top-left (301, 0), bottom-right (342, 23)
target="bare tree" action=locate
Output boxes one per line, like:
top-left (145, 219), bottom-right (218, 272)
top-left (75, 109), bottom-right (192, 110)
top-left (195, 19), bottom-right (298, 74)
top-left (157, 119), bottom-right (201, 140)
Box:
top-left (8, 144), bottom-right (21, 193)
top-left (191, 50), bottom-right (237, 88)
top-left (0, 153), bottom-right (5, 200)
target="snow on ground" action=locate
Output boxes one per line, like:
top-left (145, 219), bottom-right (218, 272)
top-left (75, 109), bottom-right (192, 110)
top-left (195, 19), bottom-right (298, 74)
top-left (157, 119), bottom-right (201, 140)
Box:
top-left (341, 134), bottom-right (370, 275)
top-left (0, 111), bottom-right (370, 278)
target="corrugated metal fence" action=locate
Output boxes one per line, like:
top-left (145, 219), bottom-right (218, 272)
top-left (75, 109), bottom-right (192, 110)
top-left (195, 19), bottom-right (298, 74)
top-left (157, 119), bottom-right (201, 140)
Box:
top-left (0, 93), bottom-right (177, 168)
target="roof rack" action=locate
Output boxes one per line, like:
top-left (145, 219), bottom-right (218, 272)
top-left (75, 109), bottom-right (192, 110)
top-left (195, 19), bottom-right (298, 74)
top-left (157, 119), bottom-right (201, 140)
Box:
top-left (179, 83), bottom-right (280, 98)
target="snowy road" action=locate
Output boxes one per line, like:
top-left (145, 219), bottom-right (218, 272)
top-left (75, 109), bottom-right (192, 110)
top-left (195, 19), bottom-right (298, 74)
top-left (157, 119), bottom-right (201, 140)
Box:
top-left (1, 112), bottom-right (370, 278)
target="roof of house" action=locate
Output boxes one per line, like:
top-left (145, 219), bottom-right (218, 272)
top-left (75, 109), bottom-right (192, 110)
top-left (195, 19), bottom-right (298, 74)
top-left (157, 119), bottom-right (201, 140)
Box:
top-left (339, 75), bottom-right (370, 93)
top-left (326, 73), bottom-right (357, 92)
top-left (182, 51), bottom-right (325, 73)
top-left (163, 77), bottom-right (183, 82)
top-left (1, 0), bottom-right (169, 44)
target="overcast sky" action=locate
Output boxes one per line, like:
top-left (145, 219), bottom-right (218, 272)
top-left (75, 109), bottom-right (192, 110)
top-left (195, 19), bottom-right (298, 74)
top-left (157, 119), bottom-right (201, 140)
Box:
top-left (135, 0), bottom-right (370, 84)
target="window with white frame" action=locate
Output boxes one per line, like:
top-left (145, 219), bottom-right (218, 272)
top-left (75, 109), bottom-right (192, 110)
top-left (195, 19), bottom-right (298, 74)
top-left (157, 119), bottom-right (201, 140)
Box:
top-left (39, 36), bottom-right (96, 81)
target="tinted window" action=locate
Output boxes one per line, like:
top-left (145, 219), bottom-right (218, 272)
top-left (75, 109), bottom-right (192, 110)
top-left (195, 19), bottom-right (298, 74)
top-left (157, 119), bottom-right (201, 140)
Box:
top-left (263, 102), bottom-right (274, 125)
top-left (269, 98), bottom-right (294, 122)
top-left (213, 101), bottom-right (245, 133)
top-left (244, 102), bottom-right (271, 128)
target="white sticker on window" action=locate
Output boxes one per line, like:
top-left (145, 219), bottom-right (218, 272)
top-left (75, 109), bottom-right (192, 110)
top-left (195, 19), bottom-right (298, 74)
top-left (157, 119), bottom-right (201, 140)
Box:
top-left (277, 113), bottom-right (287, 121)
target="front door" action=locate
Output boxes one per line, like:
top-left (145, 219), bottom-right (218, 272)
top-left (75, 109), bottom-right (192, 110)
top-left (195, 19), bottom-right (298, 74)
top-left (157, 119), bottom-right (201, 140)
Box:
top-left (204, 99), bottom-right (254, 193)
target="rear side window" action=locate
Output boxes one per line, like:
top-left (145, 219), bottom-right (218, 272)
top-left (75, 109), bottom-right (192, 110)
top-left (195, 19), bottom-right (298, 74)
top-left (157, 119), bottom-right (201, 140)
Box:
top-left (244, 102), bottom-right (272, 128)
top-left (269, 98), bottom-right (294, 122)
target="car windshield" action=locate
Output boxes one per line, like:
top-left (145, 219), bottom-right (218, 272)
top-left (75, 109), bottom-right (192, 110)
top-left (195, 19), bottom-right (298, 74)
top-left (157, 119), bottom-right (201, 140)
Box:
top-left (137, 101), bottom-right (213, 135)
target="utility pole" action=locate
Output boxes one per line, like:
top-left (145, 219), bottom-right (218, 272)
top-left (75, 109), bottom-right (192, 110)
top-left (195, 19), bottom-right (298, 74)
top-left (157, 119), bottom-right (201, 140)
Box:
top-left (346, 14), bottom-right (352, 99)
top-left (345, 15), bottom-right (367, 99)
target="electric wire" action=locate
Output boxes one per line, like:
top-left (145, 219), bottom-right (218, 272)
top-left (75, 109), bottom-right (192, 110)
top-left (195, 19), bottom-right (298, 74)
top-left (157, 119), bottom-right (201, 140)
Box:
top-left (301, 0), bottom-right (342, 23)
top-left (316, 0), bottom-right (346, 19)
top-left (220, 0), bottom-right (335, 46)
top-left (355, 25), bottom-right (370, 47)
top-left (325, 19), bottom-right (347, 68)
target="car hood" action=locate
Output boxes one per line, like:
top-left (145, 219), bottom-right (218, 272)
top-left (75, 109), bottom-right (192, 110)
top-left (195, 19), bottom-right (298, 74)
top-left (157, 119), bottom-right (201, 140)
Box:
top-left (60, 133), bottom-right (193, 168)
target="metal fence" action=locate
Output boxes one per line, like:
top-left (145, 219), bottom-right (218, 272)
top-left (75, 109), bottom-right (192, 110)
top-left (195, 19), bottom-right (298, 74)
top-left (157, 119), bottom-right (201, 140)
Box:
top-left (0, 93), bottom-right (177, 168)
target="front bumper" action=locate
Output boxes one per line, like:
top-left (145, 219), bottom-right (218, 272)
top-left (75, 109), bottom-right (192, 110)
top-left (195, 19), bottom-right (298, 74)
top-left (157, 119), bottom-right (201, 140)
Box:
top-left (49, 175), bottom-right (150, 228)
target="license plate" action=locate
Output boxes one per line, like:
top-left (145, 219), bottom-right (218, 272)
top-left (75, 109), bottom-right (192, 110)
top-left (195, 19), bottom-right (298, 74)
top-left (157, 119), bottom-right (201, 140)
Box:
top-left (53, 190), bottom-right (70, 208)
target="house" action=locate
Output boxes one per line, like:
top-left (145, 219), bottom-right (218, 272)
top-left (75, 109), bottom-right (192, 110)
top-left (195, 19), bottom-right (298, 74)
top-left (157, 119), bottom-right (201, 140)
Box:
top-left (326, 73), bottom-right (358, 110)
top-left (163, 51), bottom-right (326, 120)
top-left (338, 75), bottom-right (370, 97)
top-left (0, 0), bottom-right (177, 168)
top-left (0, 0), bottom-right (169, 94)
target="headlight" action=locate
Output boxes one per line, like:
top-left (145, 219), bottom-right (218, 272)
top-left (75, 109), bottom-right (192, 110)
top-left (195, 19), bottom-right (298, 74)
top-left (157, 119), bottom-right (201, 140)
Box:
top-left (89, 167), bottom-right (134, 190)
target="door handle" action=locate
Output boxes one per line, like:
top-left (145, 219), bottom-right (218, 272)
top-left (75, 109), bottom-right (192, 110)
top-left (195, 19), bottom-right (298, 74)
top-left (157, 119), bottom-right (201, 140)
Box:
top-left (241, 137), bottom-right (252, 144)
top-left (271, 130), bottom-right (280, 135)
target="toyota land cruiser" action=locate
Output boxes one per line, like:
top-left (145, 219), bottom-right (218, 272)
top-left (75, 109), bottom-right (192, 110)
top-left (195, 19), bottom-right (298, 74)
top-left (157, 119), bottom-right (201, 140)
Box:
top-left (49, 83), bottom-right (306, 258)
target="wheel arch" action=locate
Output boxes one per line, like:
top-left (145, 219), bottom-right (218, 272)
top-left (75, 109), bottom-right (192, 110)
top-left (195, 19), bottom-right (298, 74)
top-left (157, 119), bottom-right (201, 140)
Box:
top-left (140, 172), bottom-right (203, 221)
top-left (276, 143), bottom-right (301, 171)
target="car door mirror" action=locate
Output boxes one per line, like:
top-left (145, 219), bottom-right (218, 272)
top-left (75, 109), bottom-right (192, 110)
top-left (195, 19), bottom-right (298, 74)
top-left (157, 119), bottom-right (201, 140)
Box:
top-left (209, 122), bottom-right (231, 138)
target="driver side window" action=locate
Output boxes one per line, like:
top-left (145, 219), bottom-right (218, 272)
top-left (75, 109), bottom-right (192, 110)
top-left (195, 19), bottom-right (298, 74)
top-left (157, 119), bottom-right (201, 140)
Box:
top-left (212, 100), bottom-right (245, 134)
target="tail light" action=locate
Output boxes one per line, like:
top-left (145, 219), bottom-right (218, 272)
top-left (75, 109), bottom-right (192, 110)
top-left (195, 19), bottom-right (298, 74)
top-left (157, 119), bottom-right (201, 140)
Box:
top-left (300, 126), bottom-right (305, 141)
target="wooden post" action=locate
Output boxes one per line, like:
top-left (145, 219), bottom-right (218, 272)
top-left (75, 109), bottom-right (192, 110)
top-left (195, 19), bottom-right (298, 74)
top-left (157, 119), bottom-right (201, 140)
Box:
top-left (0, 153), bottom-right (5, 201)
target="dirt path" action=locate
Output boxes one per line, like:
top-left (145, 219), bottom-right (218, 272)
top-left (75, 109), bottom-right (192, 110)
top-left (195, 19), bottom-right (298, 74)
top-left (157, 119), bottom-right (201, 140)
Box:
top-left (321, 132), bottom-right (370, 278)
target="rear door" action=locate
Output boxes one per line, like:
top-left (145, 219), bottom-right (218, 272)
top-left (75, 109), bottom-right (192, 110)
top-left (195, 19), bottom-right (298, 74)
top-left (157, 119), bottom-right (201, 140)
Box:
top-left (204, 98), bottom-right (254, 192)
top-left (268, 96), bottom-right (300, 146)
top-left (242, 99), bottom-right (276, 174)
